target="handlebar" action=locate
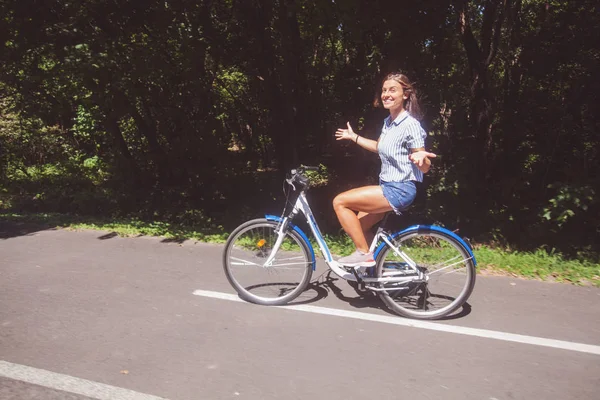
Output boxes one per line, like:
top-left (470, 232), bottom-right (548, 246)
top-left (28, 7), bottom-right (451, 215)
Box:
top-left (291, 165), bottom-right (320, 175)
top-left (286, 165), bottom-right (321, 191)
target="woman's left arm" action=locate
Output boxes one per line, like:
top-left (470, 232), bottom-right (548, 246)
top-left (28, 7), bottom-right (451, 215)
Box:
top-left (409, 148), bottom-right (437, 174)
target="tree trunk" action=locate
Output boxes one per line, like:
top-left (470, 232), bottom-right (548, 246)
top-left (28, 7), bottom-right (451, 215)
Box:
top-left (240, 0), bottom-right (297, 172)
top-left (275, 0), bottom-right (301, 168)
top-left (85, 77), bottom-right (141, 184)
top-left (103, 111), bottom-right (140, 182)
top-left (453, 0), bottom-right (510, 177)
top-left (502, 0), bottom-right (523, 155)
top-left (128, 99), bottom-right (171, 184)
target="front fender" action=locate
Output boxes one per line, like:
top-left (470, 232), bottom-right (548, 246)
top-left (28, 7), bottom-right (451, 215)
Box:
top-left (265, 215), bottom-right (316, 270)
top-left (374, 225), bottom-right (477, 266)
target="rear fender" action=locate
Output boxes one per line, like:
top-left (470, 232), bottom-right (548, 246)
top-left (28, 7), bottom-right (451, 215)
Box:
top-left (373, 225), bottom-right (477, 266)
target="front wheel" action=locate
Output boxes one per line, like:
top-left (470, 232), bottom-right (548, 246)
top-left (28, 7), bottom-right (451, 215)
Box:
top-left (375, 230), bottom-right (476, 320)
top-left (223, 219), bottom-right (314, 305)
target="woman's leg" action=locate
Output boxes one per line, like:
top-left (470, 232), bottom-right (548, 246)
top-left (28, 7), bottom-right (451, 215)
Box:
top-left (358, 211), bottom-right (386, 249)
top-left (332, 185), bottom-right (392, 253)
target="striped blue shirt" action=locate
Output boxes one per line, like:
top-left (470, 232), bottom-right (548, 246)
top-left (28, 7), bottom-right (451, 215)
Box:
top-left (378, 111), bottom-right (427, 183)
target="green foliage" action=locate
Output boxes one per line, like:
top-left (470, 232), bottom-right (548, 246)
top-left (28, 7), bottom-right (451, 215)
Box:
top-left (476, 245), bottom-right (600, 286)
top-left (72, 104), bottom-right (97, 142)
top-left (542, 184), bottom-right (596, 228)
top-left (303, 164), bottom-right (331, 187)
top-left (0, 0), bottom-right (598, 263)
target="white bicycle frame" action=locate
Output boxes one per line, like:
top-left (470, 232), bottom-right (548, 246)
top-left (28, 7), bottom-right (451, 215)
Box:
top-left (265, 191), bottom-right (425, 286)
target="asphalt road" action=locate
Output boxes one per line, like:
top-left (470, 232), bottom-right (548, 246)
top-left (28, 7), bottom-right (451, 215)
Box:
top-left (1, 221), bottom-right (599, 400)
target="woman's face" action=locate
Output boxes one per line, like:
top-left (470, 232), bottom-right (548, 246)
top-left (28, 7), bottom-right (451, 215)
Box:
top-left (381, 79), bottom-right (408, 112)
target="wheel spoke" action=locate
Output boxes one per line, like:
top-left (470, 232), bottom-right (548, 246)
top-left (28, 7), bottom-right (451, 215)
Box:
top-left (230, 257), bottom-right (261, 266)
top-left (375, 232), bottom-right (476, 319)
top-left (224, 220), bottom-right (313, 305)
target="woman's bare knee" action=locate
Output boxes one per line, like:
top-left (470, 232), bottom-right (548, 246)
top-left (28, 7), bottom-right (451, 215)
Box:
top-left (332, 193), bottom-right (349, 211)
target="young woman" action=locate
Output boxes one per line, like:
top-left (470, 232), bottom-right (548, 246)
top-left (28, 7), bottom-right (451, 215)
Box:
top-left (333, 72), bottom-right (436, 267)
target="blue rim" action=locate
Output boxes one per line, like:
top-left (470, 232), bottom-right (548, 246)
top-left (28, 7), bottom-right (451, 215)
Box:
top-left (373, 225), bottom-right (477, 266)
top-left (265, 215), bottom-right (316, 270)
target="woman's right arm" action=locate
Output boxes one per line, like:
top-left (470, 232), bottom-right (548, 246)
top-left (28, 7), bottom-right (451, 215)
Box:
top-left (335, 122), bottom-right (378, 153)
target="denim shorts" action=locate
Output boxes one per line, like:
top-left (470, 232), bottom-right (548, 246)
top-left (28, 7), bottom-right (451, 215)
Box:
top-left (380, 180), bottom-right (417, 215)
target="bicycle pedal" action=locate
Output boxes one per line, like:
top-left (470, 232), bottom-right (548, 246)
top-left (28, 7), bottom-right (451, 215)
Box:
top-left (350, 267), bottom-right (364, 282)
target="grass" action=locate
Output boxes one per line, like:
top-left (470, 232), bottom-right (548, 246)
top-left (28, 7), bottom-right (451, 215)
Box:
top-left (0, 212), bottom-right (230, 243)
top-left (1, 212), bottom-right (599, 287)
top-left (475, 246), bottom-right (600, 286)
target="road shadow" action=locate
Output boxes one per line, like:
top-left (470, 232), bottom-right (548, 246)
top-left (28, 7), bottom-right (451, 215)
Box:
top-left (0, 220), bottom-right (59, 239)
top-left (436, 302), bottom-right (472, 320)
top-left (304, 271), bottom-right (397, 316)
top-left (236, 273), bottom-right (387, 312)
top-left (97, 232), bottom-right (119, 240)
top-left (160, 237), bottom-right (187, 244)
top-left (304, 271), bottom-right (474, 320)
top-left (95, 233), bottom-right (189, 244)
top-left (238, 281), bottom-right (329, 306)
top-left (286, 283), bottom-right (330, 306)
top-left (94, 232), bottom-right (189, 244)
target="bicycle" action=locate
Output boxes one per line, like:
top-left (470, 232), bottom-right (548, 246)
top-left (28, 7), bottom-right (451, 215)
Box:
top-left (222, 166), bottom-right (477, 320)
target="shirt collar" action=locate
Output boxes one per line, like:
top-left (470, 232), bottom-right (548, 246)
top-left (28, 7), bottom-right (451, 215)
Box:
top-left (392, 110), bottom-right (408, 125)
top-left (385, 110), bottom-right (409, 128)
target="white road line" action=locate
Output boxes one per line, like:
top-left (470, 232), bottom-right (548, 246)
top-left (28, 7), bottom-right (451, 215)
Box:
top-left (193, 289), bottom-right (600, 356)
top-left (0, 361), bottom-right (170, 400)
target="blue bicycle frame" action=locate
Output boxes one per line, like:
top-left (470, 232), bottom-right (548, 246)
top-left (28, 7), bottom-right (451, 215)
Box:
top-left (265, 191), bottom-right (476, 286)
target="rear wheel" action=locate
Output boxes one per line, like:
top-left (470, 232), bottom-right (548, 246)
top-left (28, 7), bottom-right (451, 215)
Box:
top-left (375, 231), bottom-right (476, 319)
top-left (223, 219), bottom-right (313, 305)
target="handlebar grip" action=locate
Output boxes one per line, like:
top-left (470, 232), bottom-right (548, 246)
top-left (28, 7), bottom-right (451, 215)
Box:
top-left (300, 165), bottom-right (320, 171)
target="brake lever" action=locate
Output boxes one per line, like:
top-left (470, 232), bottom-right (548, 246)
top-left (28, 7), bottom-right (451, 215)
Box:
top-left (299, 165), bottom-right (319, 172)
top-left (285, 176), bottom-right (296, 191)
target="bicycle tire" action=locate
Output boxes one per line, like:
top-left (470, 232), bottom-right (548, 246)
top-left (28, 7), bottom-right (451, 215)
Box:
top-left (223, 218), bottom-right (313, 305)
top-left (375, 230), bottom-right (476, 320)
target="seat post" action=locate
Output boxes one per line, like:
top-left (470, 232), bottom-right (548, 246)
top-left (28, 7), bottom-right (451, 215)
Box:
top-left (370, 212), bottom-right (392, 253)
top-left (379, 211), bottom-right (393, 229)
